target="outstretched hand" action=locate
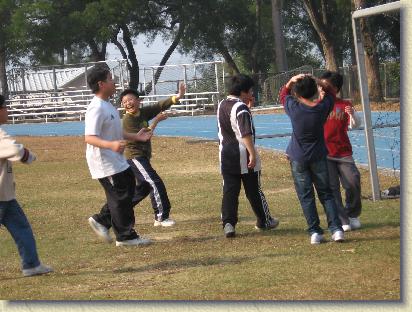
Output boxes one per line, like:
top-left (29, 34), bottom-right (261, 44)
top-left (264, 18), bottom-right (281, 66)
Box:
top-left (136, 128), bottom-right (153, 142)
top-left (155, 112), bottom-right (168, 123)
top-left (148, 112), bottom-right (168, 131)
top-left (176, 82), bottom-right (186, 100)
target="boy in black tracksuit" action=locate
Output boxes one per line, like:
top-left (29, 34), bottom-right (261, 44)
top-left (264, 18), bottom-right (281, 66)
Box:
top-left (217, 74), bottom-right (279, 237)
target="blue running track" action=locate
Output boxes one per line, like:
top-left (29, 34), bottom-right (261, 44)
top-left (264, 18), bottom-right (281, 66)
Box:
top-left (2, 112), bottom-right (400, 170)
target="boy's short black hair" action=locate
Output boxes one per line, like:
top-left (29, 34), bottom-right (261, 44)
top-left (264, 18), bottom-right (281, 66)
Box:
top-left (119, 89), bottom-right (143, 103)
top-left (320, 71), bottom-right (343, 92)
top-left (292, 76), bottom-right (317, 99)
top-left (228, 74), bottom-right (255, 96)
top-left (87, 64), bottom-right (111, 93)
top-left (0, 94), bottom-right (5, 108)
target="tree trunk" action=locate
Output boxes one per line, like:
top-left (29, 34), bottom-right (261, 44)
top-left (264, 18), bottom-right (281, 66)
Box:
top-left (250, 0), bottom-right (262, 75)
top-left (145, 21), bottom-right (186, 94)
top-left (216, 41), bottom-right (240, 75)
top-left (271, 0), bottom-right (288, 72)
top-left (303, 0), bottom-right (338, 71)
top-left (0, 47), bottom-right (9, 98)
top-left (120, 24), bottom-right (139, 90)
top-left (60, 49), bottom-right (65, 65)
top-left (66, 46), bottom-right (73, 64)
top-left (88, 40), bottom-right (107, 62)
top-left (353, 0), bottom-right (384, 101)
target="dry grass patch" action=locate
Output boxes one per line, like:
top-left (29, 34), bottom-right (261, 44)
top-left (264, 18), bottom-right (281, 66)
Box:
top-left (0, 136), bottom-right (400, 300)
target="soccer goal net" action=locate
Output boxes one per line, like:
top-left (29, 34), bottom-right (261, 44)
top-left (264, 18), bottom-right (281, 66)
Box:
top-left (352, 1), bottom-right (401, 200)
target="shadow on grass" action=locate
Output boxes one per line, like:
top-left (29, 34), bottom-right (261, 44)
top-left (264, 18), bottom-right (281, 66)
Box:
top-left (166, 216), bottom-right (220, 225)
top-left (359, 221), bottom-right (400, 229)
top-left (113, 255), bottom-right (254, 274)
top-left (174, 235), bottom-right (220, 243)
top-left (236, 226), bottom-right (306, 238)
top-left (0, 273), bottom-right (52, 282)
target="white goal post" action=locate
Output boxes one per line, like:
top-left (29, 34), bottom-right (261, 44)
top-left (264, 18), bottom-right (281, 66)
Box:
top-left (352, 1), bottom-right (401, 201)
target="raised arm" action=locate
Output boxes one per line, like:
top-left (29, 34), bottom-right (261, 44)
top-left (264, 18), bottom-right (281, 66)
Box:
top-left (154, 82), bottom-right (187, 115)
top-left (174, 82), bottom-right (186, 102)
top-left (279, 74), bottom-right (306, 105)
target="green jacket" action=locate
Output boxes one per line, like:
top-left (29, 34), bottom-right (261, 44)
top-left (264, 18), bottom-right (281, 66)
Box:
top-left (122, 97), bottom-right (176, 159)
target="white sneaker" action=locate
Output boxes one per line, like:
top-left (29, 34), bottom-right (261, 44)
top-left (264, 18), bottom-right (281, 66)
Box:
top-left (115, 237), bottom-right (152, 246)
top-left (255, 217), bottom-right (279, 230)
top-left (332, 230), bottom-right (345, 242)
top-left (154, 218), bottom-right (176, 227)
top-left (310, 233), bottom-right (325, 245)
top-left (88, 217), bottom-right (112, 243)
top-left (23, 263), bottom-right (53, 277)
top-left (224, 223), bottom-right (235, 238)
top-left (342, 224), bottom-right (351, 232)
top-left (349, 217), bottom-right (361, 230)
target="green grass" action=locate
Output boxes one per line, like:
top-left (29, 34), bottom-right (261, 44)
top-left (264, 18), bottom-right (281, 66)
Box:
top-left (0, 136), bottom-right (400, 300)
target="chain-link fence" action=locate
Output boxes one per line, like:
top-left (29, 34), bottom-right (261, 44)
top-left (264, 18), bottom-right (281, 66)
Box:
top-left (259, 62), bottom-right (400, 106)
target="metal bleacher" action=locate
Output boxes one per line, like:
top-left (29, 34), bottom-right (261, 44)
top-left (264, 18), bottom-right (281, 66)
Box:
top-left (5, 60), bottom-right (223, 123)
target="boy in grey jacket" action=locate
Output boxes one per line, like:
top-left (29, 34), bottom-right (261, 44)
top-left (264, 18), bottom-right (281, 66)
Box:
top-left (0, 94), bottom-right (53, 277)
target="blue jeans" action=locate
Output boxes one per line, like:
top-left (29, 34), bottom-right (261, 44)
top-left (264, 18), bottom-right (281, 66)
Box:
top-left (290, 158), bottom-right (342, 235)
top-left (0, 199), bottom-right (40, 269)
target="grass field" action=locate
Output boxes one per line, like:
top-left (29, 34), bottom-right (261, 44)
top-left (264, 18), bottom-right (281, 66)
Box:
top-left (0, 136), bottom-right (400, 300)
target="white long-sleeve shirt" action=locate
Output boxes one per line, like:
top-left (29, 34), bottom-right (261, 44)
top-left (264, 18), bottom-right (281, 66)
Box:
top-left (0, 128), bottom-right (35, 201)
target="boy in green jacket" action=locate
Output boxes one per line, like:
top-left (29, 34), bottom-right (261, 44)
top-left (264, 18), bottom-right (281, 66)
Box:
top-left (121, 83), bottom-right (185, 226)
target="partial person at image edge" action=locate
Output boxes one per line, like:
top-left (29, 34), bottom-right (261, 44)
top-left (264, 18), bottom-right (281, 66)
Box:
top-left (0, 94), bottom-right (53, 277)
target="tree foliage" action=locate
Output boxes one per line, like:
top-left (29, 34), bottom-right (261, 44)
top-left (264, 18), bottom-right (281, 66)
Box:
top-left (1, 0), bottom-right (400, 97)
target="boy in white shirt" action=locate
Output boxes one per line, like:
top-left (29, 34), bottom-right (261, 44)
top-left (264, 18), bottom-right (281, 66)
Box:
top-left (85, 65), bottom-right (152, 246)
top-left (0, 94), bottom-right (53, 276)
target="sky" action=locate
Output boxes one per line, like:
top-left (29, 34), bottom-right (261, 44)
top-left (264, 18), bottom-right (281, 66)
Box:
top-left (106, 35), bottom-right (194, 67)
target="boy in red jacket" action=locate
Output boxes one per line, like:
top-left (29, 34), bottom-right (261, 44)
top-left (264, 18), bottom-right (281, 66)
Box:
top-left (320, 71), bottom-right (362, 232)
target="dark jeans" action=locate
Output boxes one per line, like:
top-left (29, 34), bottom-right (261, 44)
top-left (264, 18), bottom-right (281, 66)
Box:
top-left (327, 156), bottom-right (362, 224)
top-left (0, 199), bottom-right (40, 270)
top-left (94, 167), bottom-right (138, 241)
top-left (221, 170), bottom-right (273, 228)
top-left (290, 158), bottom-right (342, 235)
